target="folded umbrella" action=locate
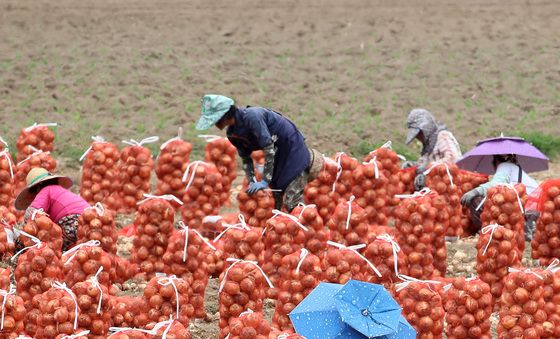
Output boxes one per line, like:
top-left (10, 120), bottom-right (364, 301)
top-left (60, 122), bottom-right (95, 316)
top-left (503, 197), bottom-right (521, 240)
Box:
top-left (334, 280), bottom-right (407, 338)
top-left (456, 135), bottom-right (549, 174)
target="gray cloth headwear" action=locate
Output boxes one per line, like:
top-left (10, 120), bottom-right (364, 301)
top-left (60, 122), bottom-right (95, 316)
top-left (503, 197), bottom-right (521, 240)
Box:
top-left (405, 108), bottom-right (447, 156)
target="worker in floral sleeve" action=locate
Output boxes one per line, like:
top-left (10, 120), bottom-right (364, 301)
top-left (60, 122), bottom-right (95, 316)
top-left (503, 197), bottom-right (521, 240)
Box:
top-left (402, 108), bottom-right (462, 190)
top-left (195, 94), bottom-right (322, 211)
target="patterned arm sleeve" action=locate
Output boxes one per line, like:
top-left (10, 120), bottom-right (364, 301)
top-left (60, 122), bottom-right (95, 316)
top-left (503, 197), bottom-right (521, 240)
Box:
top-left (262, 143), bottom-right (276, 183)
top-left (241, 156), bottom-right (256, 182)
top-left (436, 131), bottom-right (462, 163)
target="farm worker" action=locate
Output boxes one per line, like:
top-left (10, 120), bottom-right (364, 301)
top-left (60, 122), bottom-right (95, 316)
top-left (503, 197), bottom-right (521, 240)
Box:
top-left (460, 154), bottom-right (539, 239)
top-left (196, 94), bottom-right (323, 211)
top-left (402, 108), bottom-right (462, 190)
top-left (14, 167), bottom-right (90, 251)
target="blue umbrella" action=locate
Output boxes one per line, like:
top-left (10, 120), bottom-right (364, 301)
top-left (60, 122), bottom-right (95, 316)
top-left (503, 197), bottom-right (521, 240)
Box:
top-left (333, 319), bottom-right (415, 339)
top-left (334, 280), bottom-right (405, 338)
top-left (289, 282), bottom-right (363, 339)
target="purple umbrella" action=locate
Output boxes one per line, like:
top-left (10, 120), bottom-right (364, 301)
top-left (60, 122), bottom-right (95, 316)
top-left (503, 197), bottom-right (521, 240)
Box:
top-left (456, 135), bottom-right (549, 174)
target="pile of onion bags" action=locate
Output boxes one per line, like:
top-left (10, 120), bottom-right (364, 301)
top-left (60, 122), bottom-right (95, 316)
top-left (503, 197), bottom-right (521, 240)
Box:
top-left (77, 203), bottom-right (117, 254)
top-left (457, 169), bottom-right (489, 235)
top-left (537, 264), bottom-right (560, 338)
top-left (219, 309), bottom-right (271, 339)
top-left (423, 162), bottom-right (463, 237)
top-left (109, 296), bottom-right (149, 328)
top-left (0, 148), bottom-right (15, 210)
top-left (395, 279), bottom-right (444, 339)
top-left (531, 180), bottom-right (560, 265)
top-left (272, 249), bottom-right (322, 331)
top-left (214, 215), bottom-right (264, 263)
top-left (71, 274), bottom-right (112, 337)
top-left (114, 137), bottom-right (158, 212)
top-left (393, 188), bottom-right (448, 278)
top-left (79, 137), bottom-right (121, 205)
top-left (498, 268), bottom-right (547, 339)
top-left (20, 210), bottom-right (63, 255)
top-left (325, 196), bottom-right (370, 246)
top-left (0, 286), bottom-right (26, 335)
top-left (14, 149), bottom-right (57, 193)
top-left (218, 259), bottom-right (273, 330)
top-left (476, 224), bottom-right (521, 300)
top-left (304, 157), bottom-right (341, 221)
top-left (162, 223), bottom-right (216, 319)
top-left (322, 241), bottom-right (381, 284)
top-left (443, 277), bottom-right (493, 339)
top-left (155, 135), bottom-right (192, 200)
top-left (15, 123), bottom-right (56, 162)
top-left (61, 241), bottom-right (113, 289)
top-left (237, 173), bottom-right (274, 229)
top-left (131, 195), bottom-right (181, 280)
top-left (480, 183), bottom-right (527, 254)
top-left (201, 135), bottom-right (237, 205)
top-left (363, 234), bottom-right (408, 289)
top-left (180, 161), bottom-right (225, 226)
top-left (143, 275), bottom-right (191, 327)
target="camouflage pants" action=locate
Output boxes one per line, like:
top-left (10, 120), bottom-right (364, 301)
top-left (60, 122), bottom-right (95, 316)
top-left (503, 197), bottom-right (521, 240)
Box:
top-left (273, 170), bottom-right (309, 212)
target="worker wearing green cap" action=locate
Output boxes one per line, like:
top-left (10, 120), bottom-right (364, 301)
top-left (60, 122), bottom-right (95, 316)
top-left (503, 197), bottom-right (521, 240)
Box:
top-left (196, 94), bottom-right (322, 211)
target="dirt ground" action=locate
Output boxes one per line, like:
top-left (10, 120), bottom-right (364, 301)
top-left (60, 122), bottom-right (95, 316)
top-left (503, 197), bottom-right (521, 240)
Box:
top-left (1, 0), bottom-right (560, 338)
top-left (0, 0), bottom-right (559, 159)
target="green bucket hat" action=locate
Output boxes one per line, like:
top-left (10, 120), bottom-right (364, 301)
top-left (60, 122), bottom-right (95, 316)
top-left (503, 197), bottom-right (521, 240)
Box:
top-left (195, 94), bottom-right (235, 130)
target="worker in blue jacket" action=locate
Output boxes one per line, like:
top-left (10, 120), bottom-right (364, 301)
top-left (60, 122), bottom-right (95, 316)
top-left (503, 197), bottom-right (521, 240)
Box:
top-left (196, 94), bottom-right (321, 211)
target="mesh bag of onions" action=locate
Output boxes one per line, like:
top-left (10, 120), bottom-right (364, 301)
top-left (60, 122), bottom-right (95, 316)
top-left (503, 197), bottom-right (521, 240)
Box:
top-left (530, 180), bottom-right (560, 265)
top-left (20, 210), bottom-right (63, 254)
top-left (304, 156), bottom-right (342, 221)
top-left (423, 162), bottom-right (463, 237)
top-left (71, 270), bottom-right (112, 337)
top-left (480, 183), bottom-right (527, 254)
top-left (143, 274), bottom-right (191, 327)
top-left (113, 137), bottom-right (159, 212)
top-left (107, 328), bottom-right (150, 339)
top-left (131, 195), bottom-right (182, 280)
top-left (77, 203), bottom-right (117, 254)
top-left (219, 309), bottom-right (271, 339)
top-left (395, 278), bottom-right (445, 339)
top-left (14, 241), bottom-right (64, 311)
top-left (476, 224), bottom-right (521, 300)
top-left (0, 148), bottom-right (15, 210)
top-left (14, 149), bottom-right (57, 193)
top-left (218, 259), bottom-right (273, 331)
top-left (536, 264), bottom-right (560, 338)
top-left (180, 161), bottom-right (225, 227)
top-left (79, 136), bottom-right (121, 205)
top-left (200, 135), bottom-right (237, 205)
top-left (442, 277), bottom-right (493, 339)
top-left (155, 134), bottom-right (192, 200)
top-left (162, 222), bottom-right (216, 319)
top-left (0, 267), bottom-right (10, 290)
top-left (363, 234), bottom-right (409, 290)
top-left (326, 196), bottom-right (370, 246)
top-left (214, 215), bottom-right (264, 263)
top-left (393, 188), bottom-right (448, 278)
top-left (0, 286), bottom-right (26, 335)
top-left (0, 219), bottom-right (15, 261)
top-left (200, 214), bottom-right (238, 240)
top-left (31, 281), bottom-right (84, 338)
top-left (61, 240), bottom-right (114, 289)
top-left (147, 318), bottom-right (191, 339)
top-left (322, 241), bottom-right (382, 284)
top-left (272, 249), bottom-right (322, 332)
top-left (109, 296), bottom-right (149, 328)
top-left (15, 122), bottom-right (56, 162)
top-left (457, 169), bottom-right (489, 235)
top-left (237, 173), bottom-right (275, 229)
top-left (498, 268), bottom-right (547, 339)
top-left (351, 158), bottom-right (391, 226)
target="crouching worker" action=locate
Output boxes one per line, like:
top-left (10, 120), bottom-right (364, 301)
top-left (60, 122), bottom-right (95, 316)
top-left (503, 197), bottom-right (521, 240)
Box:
top-left (195, 94), bottom-right (323, 211)
top-left (14, 167), bottom-right (90, 251)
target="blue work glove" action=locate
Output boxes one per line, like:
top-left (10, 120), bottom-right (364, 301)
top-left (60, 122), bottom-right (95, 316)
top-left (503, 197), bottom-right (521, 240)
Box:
top-left (246, 181), bottom-right (268, 195)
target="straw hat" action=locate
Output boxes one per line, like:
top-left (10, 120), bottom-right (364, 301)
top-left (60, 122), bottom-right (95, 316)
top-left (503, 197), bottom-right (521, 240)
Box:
top-left (14, 167), bottom-right (73, 210)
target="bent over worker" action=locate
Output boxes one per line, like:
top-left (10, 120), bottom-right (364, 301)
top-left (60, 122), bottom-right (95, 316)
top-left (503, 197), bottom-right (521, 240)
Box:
top-left (195, 94), bottom-right (322, 212)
